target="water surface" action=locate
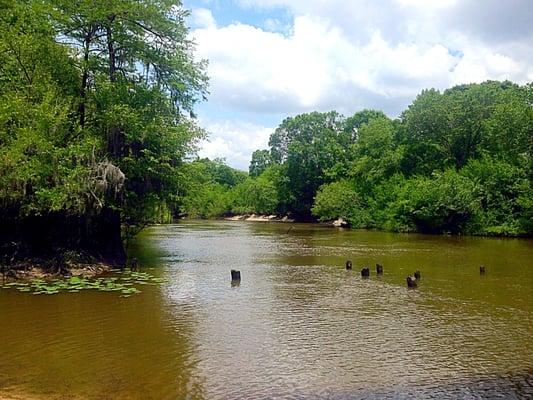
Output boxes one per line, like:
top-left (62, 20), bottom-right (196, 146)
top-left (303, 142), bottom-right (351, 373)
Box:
top-left (1, 221), bottom-right (532, 399)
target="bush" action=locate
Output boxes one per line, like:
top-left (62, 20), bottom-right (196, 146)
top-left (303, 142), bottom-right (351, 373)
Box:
top-left (230, 176), bottom-right (278, 215)
top-left (312, 180), bottom-right (370, 227)
top-left (462, 156), bottom-right (532, 235)
top-left (394, 170), bottom-right (479, 234)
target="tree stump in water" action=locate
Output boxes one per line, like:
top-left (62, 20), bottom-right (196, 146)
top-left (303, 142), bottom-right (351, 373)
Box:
top-left (361, 267), bottom-right (370, 278)
top-left (480, 265), bottom-right (486, 274)
top-left (376, 264), bottom-right (383, 274)
top-left (231, 270), bottom-right (241, 281)
top-left (346, 260), bottom-right (352, 270)
top-left (414, 270), bottom-right (421, 280)
top-left (407, 276), bottom-right (417, 288)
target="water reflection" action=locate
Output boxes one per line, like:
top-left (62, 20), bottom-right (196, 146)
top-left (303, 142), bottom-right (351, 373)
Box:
top-left (1, 220), bottom-right (532, 399)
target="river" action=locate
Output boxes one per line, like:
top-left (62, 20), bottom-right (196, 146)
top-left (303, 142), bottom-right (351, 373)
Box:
top-left (1, 221), bottom-right (532, 399)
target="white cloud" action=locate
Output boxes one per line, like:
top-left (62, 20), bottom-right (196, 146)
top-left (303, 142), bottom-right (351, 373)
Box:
top-left (395, 0), bottom-right (458, 8)
top-left (197, 119), bottom-right (273, 170)
top-left (190, 8), bottom-right (217, 29)
top-left (188, 0), bottom-right (533, 167)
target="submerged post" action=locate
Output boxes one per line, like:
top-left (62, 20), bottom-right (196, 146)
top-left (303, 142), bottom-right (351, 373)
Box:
top-left (479, 265), bottom-right (486, 274)
top-left (376, 263), bottom-right (383, 274)
top-left (231, 269), bottom-right (241, 281)
top-left (414, 270), bottom-right (421, 280)
top-left (361, 267), bottom-right (370, 278)
top-left (346, 260), bottom-right (352, 270)
top-left (407, 276), bottom-right (417, 288)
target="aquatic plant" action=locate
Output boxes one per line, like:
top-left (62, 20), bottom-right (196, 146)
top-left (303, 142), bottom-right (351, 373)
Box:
top-left (0, 270), bottom-right (166, 297)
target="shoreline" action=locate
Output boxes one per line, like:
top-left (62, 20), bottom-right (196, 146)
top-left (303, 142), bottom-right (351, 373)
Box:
top-left (191, 217), bottom-right (532, 238)
top-left (0, 262), bottom-right (113, 282)
top-left (223, 214), bottom-right (295, 223)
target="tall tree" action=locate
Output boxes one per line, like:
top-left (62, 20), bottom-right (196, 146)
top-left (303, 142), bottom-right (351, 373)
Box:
top-left (268, 111), bottom-right (349, 218)
top-left (249, 149), bottom-right (271, 177)
top-left (401, 81), bottom-right (528, 174)
top-left (0, 0), bottom-right (208, 266)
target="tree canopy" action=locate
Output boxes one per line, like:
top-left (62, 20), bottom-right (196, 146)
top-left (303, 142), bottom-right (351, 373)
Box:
top-left (0, 0), bottom-right (208, 264)
top-left (181, 80), bottom-right (532, 237)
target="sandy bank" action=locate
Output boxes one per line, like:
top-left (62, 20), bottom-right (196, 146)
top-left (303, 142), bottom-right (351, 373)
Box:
top-left (1, 263), bottom-right (113, 282)
top-left (224, 214), bottom-right (295, 222)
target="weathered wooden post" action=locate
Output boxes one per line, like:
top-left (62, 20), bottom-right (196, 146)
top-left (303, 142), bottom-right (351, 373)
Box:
top-left (414, 270), bottom-right (421, 280)
top-left (376, 263), bottom-right (383, 274)
top-left (361, 267), bottom-right (370, 278)
top-left (231, 269), bottom-right (241, 281)
top-left (346, 260), bottom-right (352, 270)
top-left (407, 276), bottom-right (417, 288)
top-left (479, 265), bottom-right (486, 274)
top-left (131, 257), bottom-right (138, 271)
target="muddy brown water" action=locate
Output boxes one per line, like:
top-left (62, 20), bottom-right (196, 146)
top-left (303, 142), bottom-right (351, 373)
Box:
top-left (0, 221), bottom-right (532, 399)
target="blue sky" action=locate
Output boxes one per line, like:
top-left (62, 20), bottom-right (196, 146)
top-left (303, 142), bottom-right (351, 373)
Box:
top-left (182, 0), bottom-right (533, 170)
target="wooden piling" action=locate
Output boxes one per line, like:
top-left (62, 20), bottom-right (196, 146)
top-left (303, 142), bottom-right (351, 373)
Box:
top-left (231, 269), bottom-right (241, 281)
top-left (376, 263), bottom-right (383, 274)
top-left (361, 267), bottom-right (370, 277)
top-left (346, 260), bottom-right (352, 270)
top-left (407, 276), bottom-right (417, 288)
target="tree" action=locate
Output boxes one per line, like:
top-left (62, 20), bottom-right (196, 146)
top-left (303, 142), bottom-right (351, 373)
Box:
top-left (230, 176), bottom-right (278, 215)
top-left (350, 116), bottom-right (403, 189)
top-left (344, 109), bottom-right (388, 139)
top-left (0, 0), bottom-right (208, 267)
top-left (395, 170), bottom-right (480, 234)
top-left (249, 150), bottom-right (271, 178)
top-left (268, 111), bottom-right (351, 218)
top-left (401, 81), bottom-right (528, 174)
top-left (312, 180), bottom-right (370, 227)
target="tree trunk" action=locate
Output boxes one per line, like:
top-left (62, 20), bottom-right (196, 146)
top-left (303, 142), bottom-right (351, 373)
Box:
top-left (0, 208), bottom-right (126, 268)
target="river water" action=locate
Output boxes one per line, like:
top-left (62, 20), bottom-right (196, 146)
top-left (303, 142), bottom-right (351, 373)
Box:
top-left (0, 221), bottom-right (532, 399)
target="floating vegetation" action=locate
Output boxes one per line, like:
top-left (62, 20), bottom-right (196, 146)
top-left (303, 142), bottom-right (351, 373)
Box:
top-left (0, 269), bottom-right (166, 297)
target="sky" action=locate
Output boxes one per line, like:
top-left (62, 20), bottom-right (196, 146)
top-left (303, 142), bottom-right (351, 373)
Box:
top-left (183, 0), bottom-right (533, 170)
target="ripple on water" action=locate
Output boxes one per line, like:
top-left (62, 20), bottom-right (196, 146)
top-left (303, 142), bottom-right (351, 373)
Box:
top-left (1, 220), bottom-right (532, 399)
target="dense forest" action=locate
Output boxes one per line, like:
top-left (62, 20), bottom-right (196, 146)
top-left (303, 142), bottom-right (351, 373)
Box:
top-left (0, 0), bottom-right (207, 268)
top-left (182, 81), bottom-right (532, 236)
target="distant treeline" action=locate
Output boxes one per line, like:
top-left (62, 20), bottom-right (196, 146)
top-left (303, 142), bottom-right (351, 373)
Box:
top-left (181, 81), bottom-right (532, 236)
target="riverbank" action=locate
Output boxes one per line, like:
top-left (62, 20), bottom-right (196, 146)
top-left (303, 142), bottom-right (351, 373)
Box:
top-left (224, 214), bottom-right (352, 228)
top-left (224, 214), bottom-right (295, 222)
top-left (0, 262), bottom-right (112, 282)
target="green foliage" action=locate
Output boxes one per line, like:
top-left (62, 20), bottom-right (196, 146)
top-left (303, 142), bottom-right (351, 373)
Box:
top-left (1, 270), bottom-right (166, 297)
top-left (242, 80), bottom-right (532, 236)
top-left (393, 170), bottom-right (480, 234)
top-left (401, 81), bottom-right (529, 173)
top-left (312, 180), bottom-right (370, 227)
top-left (462, 156), bottom-right (531, 235)
top-left (249, 150), bottom-right (271, 178)
top-left (178, 160), bottom-right (232, 218)
top-left (230, 175), bottom-right (278, 215)
top-left (0, 0), bottom-right (207, 231)
top-left (344, 109), bottom-right (388, 138)
top-left (350, 117), bottom-right (403, 189)
top-left (269, 111), bottom-right (351, 218)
